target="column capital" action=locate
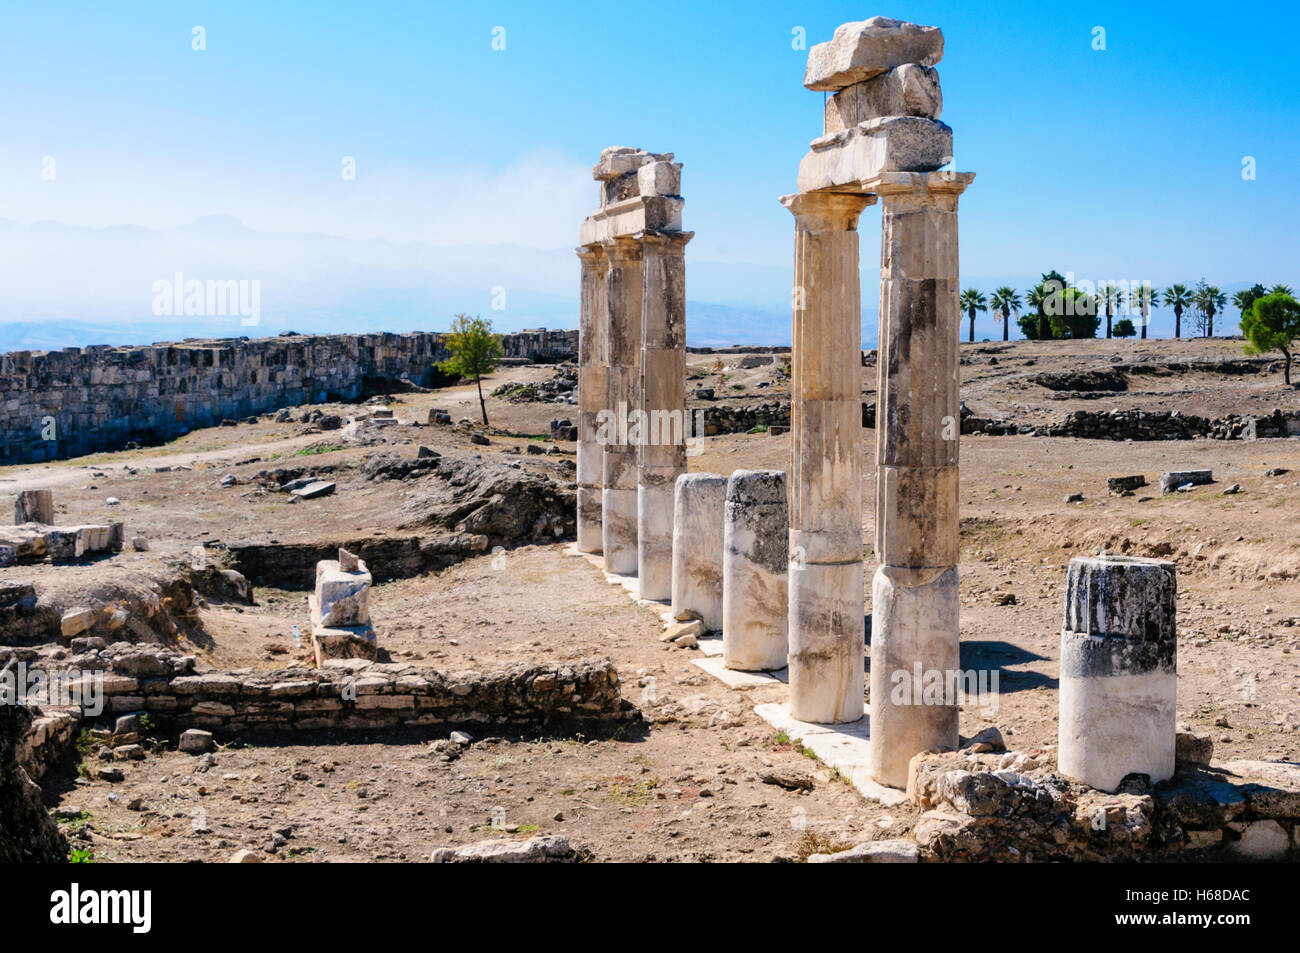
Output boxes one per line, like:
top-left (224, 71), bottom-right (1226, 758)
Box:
top-left (863, 171), bottom-right (975, 209)
top-left (575, 243), bottom-right (606, 264)
top-left (601, 236), bottom-right (643, 262)
top-left (779, 191), bottom-right (876, 231)
top-left (636, 230), bottom-right (694, 253)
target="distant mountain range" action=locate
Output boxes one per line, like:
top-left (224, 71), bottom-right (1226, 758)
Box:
top-left (0, 216), bottom-right (1267, 353)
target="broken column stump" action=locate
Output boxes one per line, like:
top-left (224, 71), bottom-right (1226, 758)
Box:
top-left (722, 470), bottom-right (789, 672)
top-left (1058, 555), bottom-right (1177, 793)
top-left (309, 548), bottom-right (378, 666)
top-left (670, 473), bottom-right (726, 632)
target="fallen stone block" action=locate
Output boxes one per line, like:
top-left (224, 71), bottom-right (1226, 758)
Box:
top-left (13, 489), bottom-right (54, 525)
top-left (1227, 819), bottom-right (1290, 860)
top-left (1175, 731), bottom-right (1214, 768)
top-left (429, 835), bottom-right (579, 863)
top-left (179, 729), bottom-right (214, 753)
top-left (291, 481), bottom-right (336, 500)
top-left (1107, 474), bottom-right (1147, 494)
top-left (1159, 469), bottom-right (1212, 495)
top-left (807, 838), bottom-right (919, 863)
top-left (60, 607), bottom-right (97, 638)
top-left (804, 16), bottom-right (944, 91)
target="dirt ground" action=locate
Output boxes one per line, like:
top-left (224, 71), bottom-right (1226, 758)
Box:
top-left (6, 336), bottom-right (1300, 862)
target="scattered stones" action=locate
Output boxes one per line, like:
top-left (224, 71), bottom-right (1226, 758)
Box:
top-left (230, 849), bottom-right (262, 863)
top-left (97, 766), bottom-right (124, 782)
top-left (1175, 731), bottom-right (1214, 767)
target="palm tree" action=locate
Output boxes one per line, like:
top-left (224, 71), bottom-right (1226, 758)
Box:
top-left (960, 288), bottom-right (988, 342)
top-left (1233, 286), bottom-right (1265, 324)
top-left (1098, 283), bottom-right (1123, 338)
top-left (1129, 284), bottom-right (1160, 340)
top-left (1194, 282), bottom-right (1226, 337)
top-left (1270, 284), bottom-right (1294, 297)
top-left (1163, 283), bottom-right (1192, 338)
top-left (1028, 271), bottom-right (1066, 341)
top-left (989, 287), bottom-right (1021, 342)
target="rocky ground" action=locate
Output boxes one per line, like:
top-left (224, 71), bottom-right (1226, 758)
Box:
top-left (4, 336), bottom-right (1300, 862)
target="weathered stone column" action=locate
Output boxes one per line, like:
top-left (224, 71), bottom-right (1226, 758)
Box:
top-left (671, 472), bottom-right (726, 631)
top-left (1059, 555), bottom-right (1177, 793)
top-left (637, 229), bottom-right (692, 599)
top-left (600, 237), bottom-right (643, 575)
top-left (867, 170), bottom-right (973, 789)
top-left (723, 469), bottom-right (789, 671)
top-left (575, 244), bottom-right (609, 553)
top-left (781, 191), bottom-right (874, 724)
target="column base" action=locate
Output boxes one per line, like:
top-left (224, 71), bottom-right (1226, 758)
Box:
top-left (636, 482), bottom-right (675, 601)
top-left (868, 565), bottom-right (960, 789)
top-left (1058, 672), bottom-right (1175, 793)
top-left (576, 486), bottom-right (603, 554)
top-left (788, 560), bottom-right (865, 724)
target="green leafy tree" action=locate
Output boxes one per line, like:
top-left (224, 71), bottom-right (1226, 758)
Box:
top-left (1128, 284), bottom-right (1159, 340)
top-left (1241, 292), bottom-right (1300, 385)
top-left (1098, 282), bottom-right (1123, 339)
top-left (960, 288), bottom-right (988, 342)
top-left (1112, 318), bottom-right (1137, 338)
top-left (438, 313), bottom-right (504, 426)
top-left (1048, 287), bottom-right (1101, 339)
top-left (1162, 283), bottom-right (1192, 338)
top-left (989, 287), bottom-right (1021, 342)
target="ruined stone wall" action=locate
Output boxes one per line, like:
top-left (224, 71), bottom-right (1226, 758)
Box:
top-left (0, 329), bottom-right (578, 465)
top-left (58, 645), bottom-right (635, 733)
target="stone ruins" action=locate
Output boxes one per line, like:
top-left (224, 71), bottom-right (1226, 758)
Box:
top-left (2, 13), bottom-right (1299, 867)
top-left (567, 17), bottom-right (1259, 840)
top-left (576, 147), bottom-right (692, 601)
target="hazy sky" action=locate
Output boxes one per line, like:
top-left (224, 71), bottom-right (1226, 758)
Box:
top-left (2, 0), bottom-right (1297, 293)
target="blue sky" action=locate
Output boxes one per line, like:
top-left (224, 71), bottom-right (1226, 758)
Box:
top-left (1, 0), bottom-right (1297, 343)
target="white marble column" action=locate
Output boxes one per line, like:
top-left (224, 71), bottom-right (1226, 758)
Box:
top-left (576, 244), bottom-right (608, 553)
top-left (1059, 555), bottom-right (1177, 793)
top-left (867, 171), bottom-right (973, 789)
top-left (601, 237), bottom-right (643, 575)
top-left (781, 191), bottom-right (874, 724)
top-left (637, 230), bottom-right (692, 600)
top-left (671, 472), bottom-right (726, 631)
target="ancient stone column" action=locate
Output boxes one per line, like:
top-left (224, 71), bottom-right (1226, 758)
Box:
top-left (867, 170), bottom-right (973, 789)
top-left (781, 191), bottom-right (874, 724)
top-left (671, 472), bottom-right (726, 631)
top-left (637, 229), bottom-right (691, 600)
top-left (1059, 555), bottom-right (1177, 793)
top-left (575, 244), bottom-right (608, 553)
top-left (600, 237), bottom-right (643, 575)
top-left (722, 469), bottom-right (789, 671)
